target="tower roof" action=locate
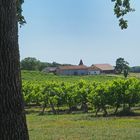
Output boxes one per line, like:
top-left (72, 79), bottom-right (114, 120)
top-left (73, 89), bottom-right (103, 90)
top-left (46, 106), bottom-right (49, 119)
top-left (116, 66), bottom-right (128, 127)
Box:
top-left (79, 59), bottom-right (84, 65)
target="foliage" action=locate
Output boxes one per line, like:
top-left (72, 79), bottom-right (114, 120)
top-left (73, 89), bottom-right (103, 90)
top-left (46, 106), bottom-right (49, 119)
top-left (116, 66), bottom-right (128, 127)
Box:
top-left (21, 70), bottom-right (118, 82)
top-left (124, 68), bottom-right (129, 78)
top-left (16, 0), bottom-right (26, 25)
top-left (38, 61), bottom-right (63, 71)
top-left (22, 78), bottom-right (140, 116)
top-left (21, 57), bottom-right (41, 71)
top-left (20, 57), bottom-right (70, 71)
top-left (111, 0), bottom-right (134, 29)
top-left (88, 82), bottom-right (109, 116)
top-left (115, 57), bottom-right (129, 75)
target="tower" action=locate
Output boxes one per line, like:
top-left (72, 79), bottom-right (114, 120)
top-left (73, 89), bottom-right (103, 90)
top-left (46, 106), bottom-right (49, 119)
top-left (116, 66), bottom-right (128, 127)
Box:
top-left (79, 59), bottom-right (84, 65)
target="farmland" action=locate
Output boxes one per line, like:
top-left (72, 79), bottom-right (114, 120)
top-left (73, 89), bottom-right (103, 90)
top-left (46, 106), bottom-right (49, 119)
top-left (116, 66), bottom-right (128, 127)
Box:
top-left (21, 70), bottom-right (140, 82)
top-left (22, 71), bottom-right (140, 140)
top-left (27, 112), bottom-right (140, 140)
top-left (21, 70), bottom-right (120, 82)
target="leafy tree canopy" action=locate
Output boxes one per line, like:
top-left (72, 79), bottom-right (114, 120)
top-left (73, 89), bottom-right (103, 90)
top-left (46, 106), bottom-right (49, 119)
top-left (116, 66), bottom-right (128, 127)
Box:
top-left (20, 57), bottom-right (71, 71)
top-left (111, 0), bottom-right (134, 29)
top-left (20, 57), bottom-right (41, 71)
top-left (115, 57), bottom-right (129, 74)
top-left (16, 0), bottom-right (26, 25)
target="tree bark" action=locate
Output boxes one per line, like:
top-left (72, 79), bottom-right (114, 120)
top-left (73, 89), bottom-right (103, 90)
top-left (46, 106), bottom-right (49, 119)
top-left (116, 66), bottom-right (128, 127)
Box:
top-left (0, 0), bottom-right (29, 139)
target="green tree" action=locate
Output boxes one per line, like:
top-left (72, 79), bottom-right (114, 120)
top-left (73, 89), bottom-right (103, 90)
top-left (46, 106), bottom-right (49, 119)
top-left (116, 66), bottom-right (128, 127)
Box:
top-left (115, 57), bottom-right (129, 74)
top-left (124, 68), bottom-right (129, 78)
top-left (21, 57), bottom-right (41, 70)
top-left (16, 0), bottom-right (26, 26)
top-left (38, 62), bottom-right (50, 71)
top-left (111, 0), bottom-right (134, 29)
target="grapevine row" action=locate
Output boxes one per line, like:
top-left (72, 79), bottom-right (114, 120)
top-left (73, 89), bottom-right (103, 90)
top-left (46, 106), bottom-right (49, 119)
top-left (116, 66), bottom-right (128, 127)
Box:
top-left (22, 78), bottom-right (140, 116)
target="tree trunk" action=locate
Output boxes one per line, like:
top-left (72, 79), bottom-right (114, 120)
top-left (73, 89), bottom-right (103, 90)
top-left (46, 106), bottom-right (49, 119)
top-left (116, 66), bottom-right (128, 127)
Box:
top-left (49, 100), bottom-right (56, 114)
top-left (114, 105), bottom-right (119, 115)
top-left (40, 102), bottom-right (47, 115)
top-left (0, 0), bottom-right (29, 139)
top-left (95, 107), bottom-right (100, 117)
top-left (123, 103), bottom-right (126, 111)
top-left (81, 102), bottom-right (88, 113)
top-left (103, 107), bottom-right (108, 116)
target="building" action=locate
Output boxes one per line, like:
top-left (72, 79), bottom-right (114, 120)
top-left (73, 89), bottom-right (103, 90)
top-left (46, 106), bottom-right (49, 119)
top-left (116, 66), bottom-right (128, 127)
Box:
top-left (56, 60), bottom-right (88, 75)
top-left (56, 65), bottom-right (88, 75)
top-left (90, 64), bottom-right (114, 74)
top-left (42, 67), bottom-right (57, 74)
top-left (43, 60), bottom-right (114, 75)
top-left (88, 66), bottom-right (101, 75)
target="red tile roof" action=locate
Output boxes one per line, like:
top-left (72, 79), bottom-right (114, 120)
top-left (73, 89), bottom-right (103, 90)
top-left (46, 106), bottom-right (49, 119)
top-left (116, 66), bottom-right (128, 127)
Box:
top-left (92, 64), bottom-right (114, 71)
top-left (58, 65), bottom-right (88, 70)
top-left (88, 66), bottom-right (100, 71)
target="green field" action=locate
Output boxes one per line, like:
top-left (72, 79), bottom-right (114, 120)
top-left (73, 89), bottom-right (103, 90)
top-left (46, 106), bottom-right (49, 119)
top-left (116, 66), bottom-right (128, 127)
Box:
top-left (22, 70), bottom-right (140, 83)
top-left (21, 70), bottom-right (120, 82)
top-left (27, 112), bottom-right (140, 140)
top-left (23, 71), bottom-right (140, 140)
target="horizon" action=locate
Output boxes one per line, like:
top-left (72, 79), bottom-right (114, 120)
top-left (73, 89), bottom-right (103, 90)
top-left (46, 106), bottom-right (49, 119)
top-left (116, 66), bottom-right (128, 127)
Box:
top-left (19, 0), bottom-right (140, 67)
top-left (21, 57), bottom-right (139, 67)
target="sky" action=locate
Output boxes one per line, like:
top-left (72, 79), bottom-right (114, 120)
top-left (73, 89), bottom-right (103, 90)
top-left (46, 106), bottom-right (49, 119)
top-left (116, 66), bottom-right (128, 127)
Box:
top-left (19, 0), bottom-right (140, 66)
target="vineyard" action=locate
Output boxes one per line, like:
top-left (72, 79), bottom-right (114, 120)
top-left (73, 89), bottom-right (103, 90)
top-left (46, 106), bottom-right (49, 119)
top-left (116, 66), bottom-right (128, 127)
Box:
top-left (21, 70), bottom-right (119, 82)
top-left (22, 71), bottom-right (140, 116)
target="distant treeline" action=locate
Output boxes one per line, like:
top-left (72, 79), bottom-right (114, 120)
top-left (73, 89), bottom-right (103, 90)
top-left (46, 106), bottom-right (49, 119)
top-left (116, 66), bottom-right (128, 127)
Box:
top-left (21, 57), bottom-right (140, 73)
top-left (130, 66), bottom-right (140, 73)
top-left (20, 57), bottom-right (71, 71)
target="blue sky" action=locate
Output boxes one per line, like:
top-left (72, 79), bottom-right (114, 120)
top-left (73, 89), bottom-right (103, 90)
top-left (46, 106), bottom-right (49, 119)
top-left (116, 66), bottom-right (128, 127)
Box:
top-left (19, 0), bottom-right (140, 66)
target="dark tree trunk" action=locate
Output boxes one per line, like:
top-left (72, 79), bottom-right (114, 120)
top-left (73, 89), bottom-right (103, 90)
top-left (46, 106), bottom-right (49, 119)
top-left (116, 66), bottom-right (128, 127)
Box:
top-left (114, 105), bottom-right (119, 115)
top-left (0, 0), bottom-right (29, 139)
top-left (81, 103), bottom-right (88, 113)
top-left (103, 107), bottom-right (108, 116)
top-left (40, 102), bottom-right (47, 115)
top-left (123, 103), bottom-right (126, 111)
top-left (95, 107), bottom-right (100, 117)
top-left (49, 100), bottom-right (56, 114)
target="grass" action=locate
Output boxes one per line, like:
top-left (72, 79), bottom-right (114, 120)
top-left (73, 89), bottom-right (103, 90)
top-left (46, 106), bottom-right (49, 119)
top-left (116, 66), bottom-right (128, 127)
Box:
top-left (27, 112), bottom-right (140, 140)
top-left (22, 70), bottom-right (140, 83)
top-left (129, 73), bottom-right (140, 78)
top-left (23, 70), bottom-right (140, 139)
top-left (21, 70), bottom-right (119, 83)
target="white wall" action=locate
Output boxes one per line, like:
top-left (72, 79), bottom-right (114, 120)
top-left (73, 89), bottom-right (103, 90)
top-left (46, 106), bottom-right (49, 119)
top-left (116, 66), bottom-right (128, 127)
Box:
top-left (89, 70), bottom-right (100, 75)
